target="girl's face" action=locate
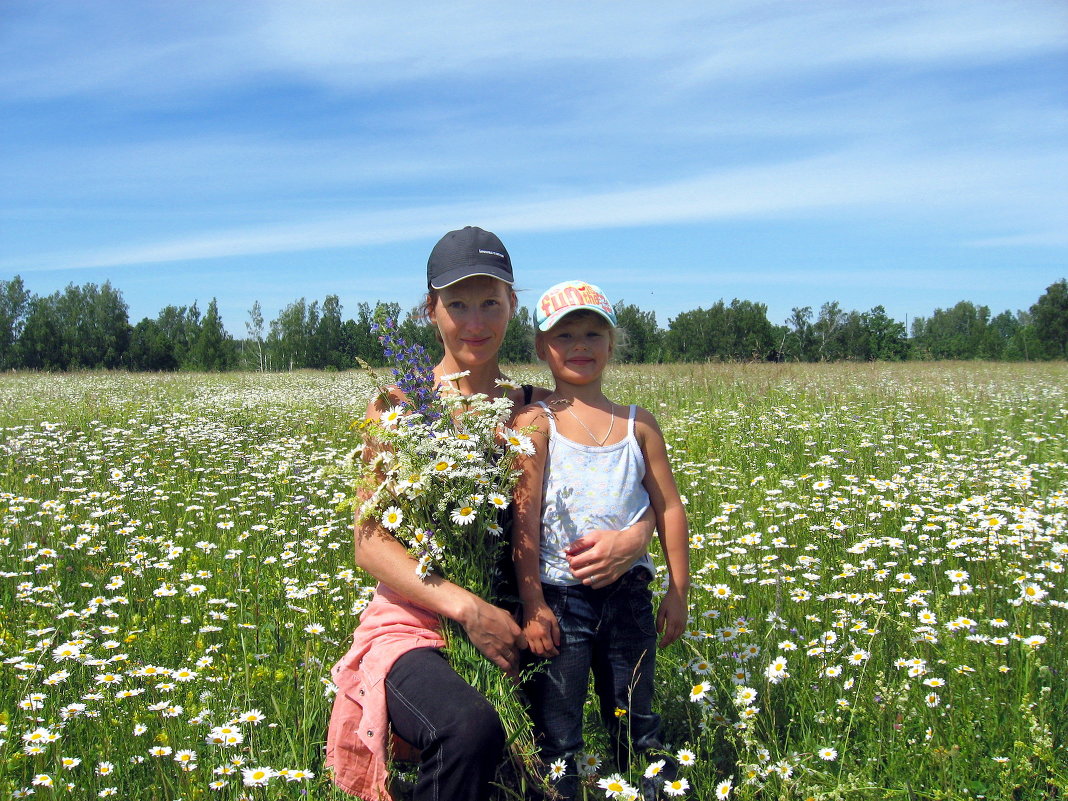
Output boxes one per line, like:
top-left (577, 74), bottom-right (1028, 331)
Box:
top-left (429, 276), bottom-right (514, 369)
top-left (536, 311), bottom-right (613, 386)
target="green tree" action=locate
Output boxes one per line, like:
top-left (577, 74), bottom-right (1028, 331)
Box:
top-left (338, 302), bottom-right (380, 367)
top-left (311, 295), bottom-right (347, 369)
top-left (614, 302), bottom-right (662, 363)
top-left (665, 304), bottom-right (726, 361)
top-left (190, 298), bottom-right (232, 371)
top-left (836, 310), bottom-right (871, 360)
top-left (723, 299), bottom-right (775, 360)
top-left (56, 282), bottom-right (131, 368)
top-left (0, 275), bottom-right (31, 369)
top-left (245, 301), bottom-right (266, 372)
top-left (18, 295), bottom-right (64, 370)
top-left (1030, 279), bottom-right (1068, 359)
top-left (155, 304), bottom-right (201, 369)
top-left (813, 301), bottom-right (845, 361)
top-left (863, 305), bottom-right (909, 361)
top-left (128, 318), bottom-right (178, 370)
top-left (500, 306), bottom-right (535, 364)
top-left (911, 301), bottom-right (989, 360)
top-left (783, 306), bottom-right (815, 362)
top-left (16, 282), bottom-right (130, 369)
top-left (1001, 311), bottom-right (1038, 360)
top-left (269, 298), bottom-right (313, 370)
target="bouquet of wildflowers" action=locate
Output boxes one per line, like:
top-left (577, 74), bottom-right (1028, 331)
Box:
top-left (346, 319), bottom-right (543, 785)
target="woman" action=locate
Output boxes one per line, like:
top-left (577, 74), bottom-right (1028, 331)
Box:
top-left (325, 226), bottom-right (653, 801)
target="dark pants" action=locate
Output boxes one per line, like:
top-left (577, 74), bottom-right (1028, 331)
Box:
top-left (385, 647), bottom-right (506, 801)
top-left (526, 567), bottom-right (662, 800)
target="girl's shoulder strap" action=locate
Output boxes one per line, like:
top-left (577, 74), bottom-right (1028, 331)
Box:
top-left (626, 403), bottom-right (638, 435)
top-left (534, 400), bottom-right (557, 435)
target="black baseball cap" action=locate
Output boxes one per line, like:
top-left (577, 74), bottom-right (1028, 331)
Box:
top-left (427, 226), bottom-right (514, 290)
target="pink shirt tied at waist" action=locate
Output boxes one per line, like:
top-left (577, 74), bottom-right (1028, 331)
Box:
top-left (325, 583), bottom-right (446, 800)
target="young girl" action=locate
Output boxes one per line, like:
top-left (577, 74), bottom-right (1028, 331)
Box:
top-left (511, 280), bottom-right (690, 799)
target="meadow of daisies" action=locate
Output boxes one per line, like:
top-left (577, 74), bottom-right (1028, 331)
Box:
top-left (1, 362), bottom-right (1065, 800)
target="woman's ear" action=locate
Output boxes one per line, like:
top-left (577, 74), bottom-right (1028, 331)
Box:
top-left (425, 293), bottom-right (439, 326)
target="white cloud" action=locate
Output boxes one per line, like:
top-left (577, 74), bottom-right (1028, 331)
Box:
top-left (967, 230), bottom-right (1068, 248)
top-left (3, 1), bottom-right (1063, 101)
top-left (3, 0), bottom-right (1064, 333)
top-left (10, 142), bottom-right (1063, 273)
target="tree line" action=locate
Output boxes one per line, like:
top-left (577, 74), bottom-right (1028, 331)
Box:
top-left (0, 274), bottom-right (1065, 371)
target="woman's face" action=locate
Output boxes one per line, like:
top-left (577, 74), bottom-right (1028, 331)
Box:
top-left (429, 276), bottom-right (514, 369)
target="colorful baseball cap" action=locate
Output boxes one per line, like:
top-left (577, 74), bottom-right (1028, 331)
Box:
top-left (535, 280), bottom-right (617, 331)
top-left (427, 226), bottom-right (514, 290)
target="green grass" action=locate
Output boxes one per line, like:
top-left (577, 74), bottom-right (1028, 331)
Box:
top-left (1, 363), bottom-right (1065, 800)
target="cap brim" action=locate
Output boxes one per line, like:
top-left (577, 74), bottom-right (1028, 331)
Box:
top-left (429, 265), bottom-right (514, 290)
top-left (537, 305), bottom-right (617, 331)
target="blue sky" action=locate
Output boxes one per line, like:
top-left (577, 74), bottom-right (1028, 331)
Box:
top-left (2, 1), bottom-right (1066, 336)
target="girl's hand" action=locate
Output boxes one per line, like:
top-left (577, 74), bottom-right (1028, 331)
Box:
top-left (522, 603), bottom-right (561, 658)
top-left (655, 589), bottom-right (688, 649)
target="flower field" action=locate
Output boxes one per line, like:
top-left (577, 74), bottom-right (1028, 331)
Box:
top-left (1, 363), bottom-right (1065, 800)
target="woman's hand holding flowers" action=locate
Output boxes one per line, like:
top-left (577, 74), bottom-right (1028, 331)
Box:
top-left (456, 594), bottom-right (525, 675)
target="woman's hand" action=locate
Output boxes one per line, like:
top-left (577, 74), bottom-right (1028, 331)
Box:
top-left (564, 511), bottom-right (655, 589)
top-left (355, 518), bottom-right (525, 675)
top-left (457, 596), bottom-right (525, 676)
top-left (522, 602), bottom-right (561, 658)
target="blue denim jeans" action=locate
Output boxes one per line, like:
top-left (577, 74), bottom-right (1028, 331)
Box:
top-left (386, 647), bottom-right (505, 801)
top-left (526, 567), bottom-right (662, 799)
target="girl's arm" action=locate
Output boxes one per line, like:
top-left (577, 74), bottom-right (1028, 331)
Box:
top-left (635, 407), bottom-right (691, 649)
top-left (354, 393), bottom-right (523, 672)
top-left (509, 405), bottom-right (560, 657)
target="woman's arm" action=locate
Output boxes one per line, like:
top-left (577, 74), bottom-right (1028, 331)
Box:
top-left (564, 507), bottom-right (656, 589)
top-left (635, 407), bottom-right (690, 648)
top-left (354, 522), bottom-right (523, 671)
top-left (354, 392), bottom-right (523, 672)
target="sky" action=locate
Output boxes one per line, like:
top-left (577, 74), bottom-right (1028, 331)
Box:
top-left (2, 1), bottom-right (1066, 336)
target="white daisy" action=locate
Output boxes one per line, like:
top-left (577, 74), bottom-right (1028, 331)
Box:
top-left (450, 505), bottom-right (477, 525)
top-left (676, 748), bottom-right (696, 767)
top-left (381, 506), bottom-right (403, 531)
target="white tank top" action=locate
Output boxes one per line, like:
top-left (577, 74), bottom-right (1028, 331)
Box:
top-left (537, 402), bottom-right (653, 586)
